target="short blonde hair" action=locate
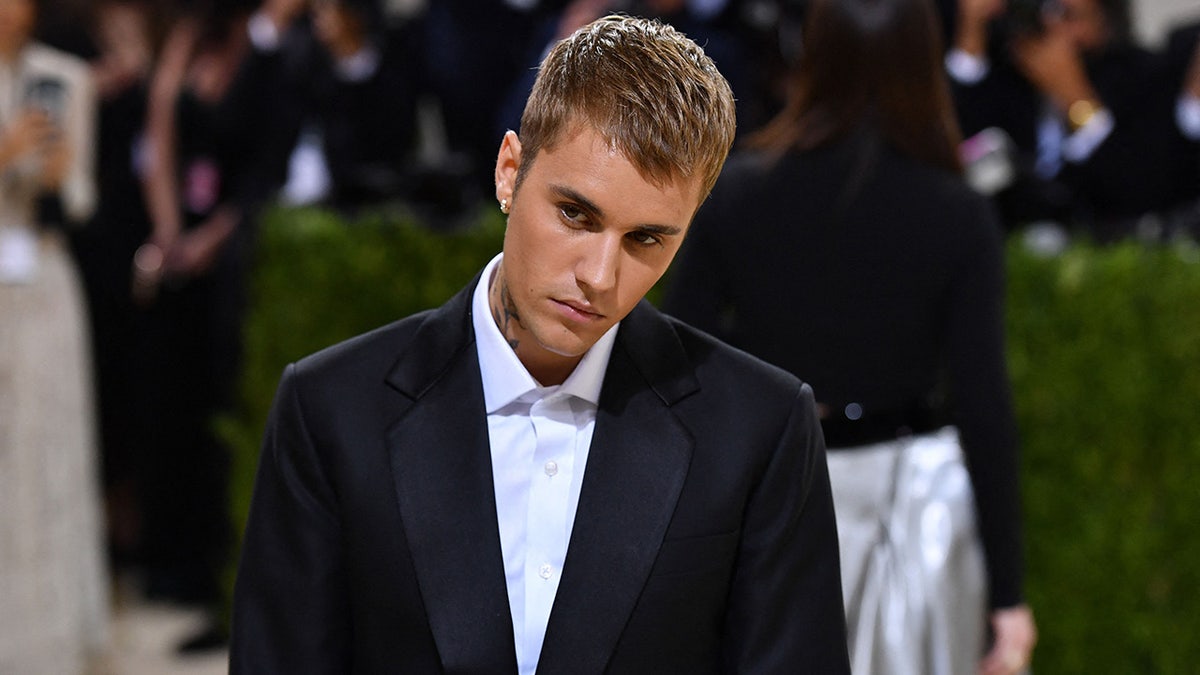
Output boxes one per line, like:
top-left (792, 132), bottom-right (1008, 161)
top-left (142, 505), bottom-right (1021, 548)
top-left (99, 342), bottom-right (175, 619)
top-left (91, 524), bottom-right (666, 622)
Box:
top-left (516, 15), bottom-right (737, 199)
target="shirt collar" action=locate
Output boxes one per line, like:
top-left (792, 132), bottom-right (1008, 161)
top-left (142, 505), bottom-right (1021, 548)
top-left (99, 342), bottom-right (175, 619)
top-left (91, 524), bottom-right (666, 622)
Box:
top-left (472, 253), bottom-right (617, 414)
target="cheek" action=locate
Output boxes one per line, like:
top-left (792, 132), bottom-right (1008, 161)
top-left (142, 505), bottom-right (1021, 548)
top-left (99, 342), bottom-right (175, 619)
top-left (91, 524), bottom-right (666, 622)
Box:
top-left (509, 218), bottom-right (572, 273)
top-left (619, 257), bottom-right (671, 303)
top-left (503, 226), bottom-right (555, 296)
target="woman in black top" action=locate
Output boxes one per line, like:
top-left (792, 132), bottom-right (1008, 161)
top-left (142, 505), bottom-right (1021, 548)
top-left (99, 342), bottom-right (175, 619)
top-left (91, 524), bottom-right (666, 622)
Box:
top-left (664, 0), bottom-right (1037, 672)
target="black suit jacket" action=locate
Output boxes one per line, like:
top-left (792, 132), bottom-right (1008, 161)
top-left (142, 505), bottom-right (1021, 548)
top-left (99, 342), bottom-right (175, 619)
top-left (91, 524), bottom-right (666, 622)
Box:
top-left (230, 275), bottom-right (849, 674)
top-left (1166, 22), bottom-right (1200, 207)
top-left (662, 140), bottom-right (1024, 610)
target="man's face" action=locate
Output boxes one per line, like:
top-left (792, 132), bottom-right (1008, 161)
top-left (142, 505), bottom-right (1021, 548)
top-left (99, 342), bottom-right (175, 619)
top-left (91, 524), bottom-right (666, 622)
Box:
top-left (492, 125), bottom-right (703, 383)
top-left (1044, 0), bottom-right (1109, 51)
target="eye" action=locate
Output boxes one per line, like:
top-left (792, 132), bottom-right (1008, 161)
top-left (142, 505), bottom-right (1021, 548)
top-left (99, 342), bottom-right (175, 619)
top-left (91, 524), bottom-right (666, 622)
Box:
top-left (558, 203), bottom-right (589, 226)
top-left (628, 230), bottom-right (663, 248)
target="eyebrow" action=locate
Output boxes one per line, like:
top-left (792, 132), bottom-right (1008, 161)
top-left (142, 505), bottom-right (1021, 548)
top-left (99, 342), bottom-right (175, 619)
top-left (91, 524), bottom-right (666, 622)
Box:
top-left (549, 183), bottom-right (685, 236)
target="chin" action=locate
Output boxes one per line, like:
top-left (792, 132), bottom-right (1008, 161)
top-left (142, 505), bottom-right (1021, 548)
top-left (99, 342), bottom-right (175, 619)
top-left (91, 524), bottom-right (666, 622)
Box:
top-left (532, 326), bottom-right (594, 359)
top-left (536, 337), bottom-right (590, 359)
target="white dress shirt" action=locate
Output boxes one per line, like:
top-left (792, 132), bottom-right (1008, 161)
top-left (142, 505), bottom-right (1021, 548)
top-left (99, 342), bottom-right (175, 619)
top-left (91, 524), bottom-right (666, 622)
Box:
top-left (471, 253), bottom-right (618, 675)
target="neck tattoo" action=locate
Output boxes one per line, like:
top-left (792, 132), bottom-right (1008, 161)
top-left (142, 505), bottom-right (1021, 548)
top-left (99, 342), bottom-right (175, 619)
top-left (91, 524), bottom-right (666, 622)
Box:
top-left (490, 275), bottom-right (523, 352)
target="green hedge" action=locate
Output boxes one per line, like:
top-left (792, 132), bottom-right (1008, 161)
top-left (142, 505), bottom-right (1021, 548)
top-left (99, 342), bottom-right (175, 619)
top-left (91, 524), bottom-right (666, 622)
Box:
top-left (218, 205), bottom-right (506, 542)
top-left (221, 206), bottom-right (1200, 672)
top-left (1006, 241), bottom-right (1200, 673)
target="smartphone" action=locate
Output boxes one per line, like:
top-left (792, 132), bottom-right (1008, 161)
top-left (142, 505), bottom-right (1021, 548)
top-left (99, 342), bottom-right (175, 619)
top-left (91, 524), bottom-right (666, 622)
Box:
top-left (24, 76), bottom-right (66, 124)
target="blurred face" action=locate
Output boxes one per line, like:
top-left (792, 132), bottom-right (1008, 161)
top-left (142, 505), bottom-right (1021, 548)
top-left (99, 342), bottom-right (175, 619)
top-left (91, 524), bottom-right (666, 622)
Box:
top-left (1044, 0), bottom-right (1110, 51)
top-left (492, 126), bottom-right (703, 384)
top-left (0, 0), bottom-right (35, 53)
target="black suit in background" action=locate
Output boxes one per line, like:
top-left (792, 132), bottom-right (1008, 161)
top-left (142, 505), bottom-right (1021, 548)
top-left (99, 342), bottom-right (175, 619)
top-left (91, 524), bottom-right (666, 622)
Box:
top-left (951, 39), bottom-right (1179, 239)
top-left (225, 15), bottom-right (423, 212)
top-left (664, 134), bottom-right (1024, 612)
top-left (231, 274), bottom-right (851, 674)
top-left (1165, 22), bottom-right (1200, 211)
top-left (415, 1), bottom-right (568, 200)
top-left (309, 27), bottom-right (422, 208)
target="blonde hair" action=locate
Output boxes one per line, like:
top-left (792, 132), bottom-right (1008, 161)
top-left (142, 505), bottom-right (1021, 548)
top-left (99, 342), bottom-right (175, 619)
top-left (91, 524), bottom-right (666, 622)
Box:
top-left (516, 15), bottom-right (737, 199)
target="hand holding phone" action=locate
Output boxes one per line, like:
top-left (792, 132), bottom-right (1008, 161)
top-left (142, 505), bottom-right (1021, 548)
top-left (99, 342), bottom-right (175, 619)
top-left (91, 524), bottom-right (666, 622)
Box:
top-left (20, 76), bottom-right (71, 187)
top-left (24, 76), bottom-right (65, 124)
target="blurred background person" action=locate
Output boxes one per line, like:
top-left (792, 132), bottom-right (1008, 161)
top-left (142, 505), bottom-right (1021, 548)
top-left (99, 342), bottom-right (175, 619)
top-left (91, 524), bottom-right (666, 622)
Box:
top-left (68, 0), bottom-right (165, 573)
top-left (131, 0), bottom-right (287, 651)
top-left (663, 0), bottom-right (1037, 672)
top-left (0, 0), bottom-right (108, 671)
top-left (415, 0), bottom-right (566, 208)
top-left (242, 0), bottom-right (423, 213)
top-left (299, 0), bottom-right (420, 209)
top-left (1161, 17), bottom-right (1200, 235)
top-left (946, 0), bottom-right (1180, 241)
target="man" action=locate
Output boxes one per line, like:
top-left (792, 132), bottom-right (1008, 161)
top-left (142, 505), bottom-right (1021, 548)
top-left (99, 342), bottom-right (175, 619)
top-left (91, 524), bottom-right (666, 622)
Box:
top-left (241, 0), bottom-right (425, 210)
top-left (946, 0), bottom-right (1179, 239)
top-left (231, 15), bottom-right (849, 674)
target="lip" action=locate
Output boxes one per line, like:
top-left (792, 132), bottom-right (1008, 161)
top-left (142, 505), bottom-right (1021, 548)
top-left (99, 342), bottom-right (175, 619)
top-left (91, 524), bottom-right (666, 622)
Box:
top-left (551, 298), bottom-right (605, 322)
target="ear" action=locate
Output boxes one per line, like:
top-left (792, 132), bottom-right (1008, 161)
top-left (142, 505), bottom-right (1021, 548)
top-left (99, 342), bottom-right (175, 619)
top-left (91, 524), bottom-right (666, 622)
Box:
top-left (495, 130), bottom-right (522, 206)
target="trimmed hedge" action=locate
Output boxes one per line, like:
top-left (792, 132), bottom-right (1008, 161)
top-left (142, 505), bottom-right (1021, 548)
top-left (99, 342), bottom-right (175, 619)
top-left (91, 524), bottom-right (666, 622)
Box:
top-left (1005, 240), bottom-right (1200, 673)
top-left (218, 205), bottom-right (506, 542)
top-left (221, 206), bottom-right (1200, 672)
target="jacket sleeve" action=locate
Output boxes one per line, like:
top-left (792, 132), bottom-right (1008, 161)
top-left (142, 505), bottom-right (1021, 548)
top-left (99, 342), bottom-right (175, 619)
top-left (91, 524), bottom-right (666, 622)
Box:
top-left (722, 383), bottom-right (851, 673)
top-left (230, 364), bottom-right (352, 674)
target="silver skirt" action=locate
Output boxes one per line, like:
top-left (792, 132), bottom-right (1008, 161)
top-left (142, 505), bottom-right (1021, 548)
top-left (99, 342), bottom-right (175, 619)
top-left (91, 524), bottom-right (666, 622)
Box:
top-left (826, 426), bottom-right (986, 675)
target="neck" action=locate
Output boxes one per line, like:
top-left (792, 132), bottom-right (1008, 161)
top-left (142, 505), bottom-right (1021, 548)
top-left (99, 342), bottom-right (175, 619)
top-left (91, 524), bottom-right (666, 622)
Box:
top-left (487, 265), bottom-right (580, 386)
top-left (522, 354), bottom-right (579, 388)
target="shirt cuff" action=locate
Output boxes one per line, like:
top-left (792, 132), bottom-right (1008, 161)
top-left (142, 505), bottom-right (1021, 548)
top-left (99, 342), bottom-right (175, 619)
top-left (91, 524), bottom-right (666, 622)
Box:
top-left (1061, 107), bottom-right (1115, 163)
top-left (335, 46), bottom-right (381, 83)
top-left (945, 48), bottom-right (990, 85)
top-left (1177, 94), bottom-right (1200, 141)
top-left (247, 11), bottom-right (282, 52)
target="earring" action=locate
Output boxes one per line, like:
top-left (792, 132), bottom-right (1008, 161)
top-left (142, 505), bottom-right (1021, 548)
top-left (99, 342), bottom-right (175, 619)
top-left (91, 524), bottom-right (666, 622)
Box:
top-left (500, 198), bottom-right (510, 214)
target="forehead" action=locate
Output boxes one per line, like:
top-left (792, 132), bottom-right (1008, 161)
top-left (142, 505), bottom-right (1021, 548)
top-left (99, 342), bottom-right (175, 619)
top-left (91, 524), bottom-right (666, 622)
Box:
top-left (1054, 0), bottom-right (1102, 17)
top-left (526, 126), bottom-right (705, 224)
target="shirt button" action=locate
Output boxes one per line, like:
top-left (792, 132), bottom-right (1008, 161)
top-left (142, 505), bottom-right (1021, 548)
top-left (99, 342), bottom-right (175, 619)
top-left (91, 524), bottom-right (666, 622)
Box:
top-left (544, 460), bottom-right (559, 477)
top-left (539, 564), bottom-right (554, 579)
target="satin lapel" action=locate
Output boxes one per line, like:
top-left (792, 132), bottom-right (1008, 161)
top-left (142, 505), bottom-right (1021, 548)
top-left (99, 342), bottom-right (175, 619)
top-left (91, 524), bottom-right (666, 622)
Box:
top-left (385, 278), bottom-right (518, 674)
top-left (537, 302), bottom-right (698, 673)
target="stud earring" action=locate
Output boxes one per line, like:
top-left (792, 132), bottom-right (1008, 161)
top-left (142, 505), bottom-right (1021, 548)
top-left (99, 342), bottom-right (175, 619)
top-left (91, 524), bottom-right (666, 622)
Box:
top-left (500, 198), bottom-right (509, 214)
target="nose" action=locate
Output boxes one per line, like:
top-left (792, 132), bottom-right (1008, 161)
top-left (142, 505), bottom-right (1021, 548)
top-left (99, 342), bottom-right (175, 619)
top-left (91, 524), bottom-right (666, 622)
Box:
top-left (576, 232), bottom-right (621, 294)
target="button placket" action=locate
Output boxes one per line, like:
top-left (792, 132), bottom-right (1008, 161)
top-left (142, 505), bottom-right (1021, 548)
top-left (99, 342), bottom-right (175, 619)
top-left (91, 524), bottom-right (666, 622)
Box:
top-left (522, 393), bottom-right (576, 654)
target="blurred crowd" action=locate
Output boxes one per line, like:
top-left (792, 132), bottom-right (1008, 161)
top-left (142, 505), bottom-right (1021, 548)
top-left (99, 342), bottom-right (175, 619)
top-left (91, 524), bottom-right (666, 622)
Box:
top-left (1, 0), bottom-right (1198, 668)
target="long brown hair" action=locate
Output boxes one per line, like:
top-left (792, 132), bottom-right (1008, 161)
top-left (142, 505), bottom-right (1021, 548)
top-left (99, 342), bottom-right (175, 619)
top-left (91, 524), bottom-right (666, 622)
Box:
top-left (749, 0), bottom-right (963, 173)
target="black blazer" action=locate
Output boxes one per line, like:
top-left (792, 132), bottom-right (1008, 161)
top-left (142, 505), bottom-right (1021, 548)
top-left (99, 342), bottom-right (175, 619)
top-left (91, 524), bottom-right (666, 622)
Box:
top-left (230, 275), bottom-right (849, 674)
top-left (663, 139), bottom-right (1024, 610)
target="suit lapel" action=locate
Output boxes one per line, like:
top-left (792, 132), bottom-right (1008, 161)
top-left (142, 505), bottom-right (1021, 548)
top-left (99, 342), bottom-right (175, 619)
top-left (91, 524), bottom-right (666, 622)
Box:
top-left (537, 302), bottom-right (700, 673)
top-left (384, 278), bottom-right (518, 674)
